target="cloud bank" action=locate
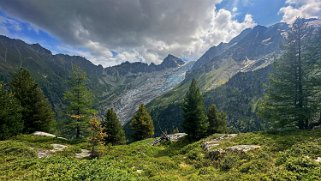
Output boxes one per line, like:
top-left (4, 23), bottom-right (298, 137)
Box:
top-left (0, 0), bottom-right (256, 67)
top-left (280, 0), bottom-right (321, 24)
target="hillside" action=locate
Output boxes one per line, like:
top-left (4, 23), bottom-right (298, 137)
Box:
top-left (2, 129), bottom-right (321, 180)
top-left (147, 18), bottom-right (321, 134)
top-left (0, 35), bottom-right (193, 123)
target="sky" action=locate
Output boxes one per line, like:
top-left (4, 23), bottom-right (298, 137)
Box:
top-left (0, 0), bottom-right (320, 67)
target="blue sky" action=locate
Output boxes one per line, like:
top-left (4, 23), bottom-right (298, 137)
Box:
top-left (0, 0), bottom-right (319, 67)
top-left (217, 0), bottom-right (286, 26)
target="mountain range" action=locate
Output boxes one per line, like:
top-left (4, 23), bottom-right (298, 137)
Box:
top-left (0, 35), bottom-right (193, 123)
top-left (0, 18), bottom-right (320, 135)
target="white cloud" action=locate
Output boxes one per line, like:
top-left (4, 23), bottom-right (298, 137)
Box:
top-left (0, 0), bottom-right (256, 67)
top-left (279, 0), bottom-right (321, 24)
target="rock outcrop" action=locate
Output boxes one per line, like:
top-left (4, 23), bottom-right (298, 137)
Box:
top-left (202, 134), bottom-right (261, 160)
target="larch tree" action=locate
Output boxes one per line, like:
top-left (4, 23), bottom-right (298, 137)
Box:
top-left (258, 18), bottom-right (321, 129)
top-left (0, 82), bottom-right (23, 139)
top-left (88, 115), bottom-right (106, 157)
top-left (103, 108), bottom-right (126, 145)
top-left (10, 69), bottom-right (54, 133)
top-left (182, 79), bottom-right (208, 140)
top-left (131, 104), bottom-right (154, 141)
top-left (64, 66), bottom-right (95, 139)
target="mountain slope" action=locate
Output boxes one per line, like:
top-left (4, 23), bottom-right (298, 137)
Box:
top-left (147, 19), bottom-right (321, 134)
top-left (0, 35), bottom-right (193, 123)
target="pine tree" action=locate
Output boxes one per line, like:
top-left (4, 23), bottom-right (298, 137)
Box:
top-left (258, 18), bottom-right (321, 129)
top-left (182, 79), bottom-right (208, 140)
top-left (88, 116), bottom-right (106, 157)
top-left (131, 104), bottom-right (154, 141)
top-left (10, 69), bottom-right (54, 133)
top-left (207, 104), bottom-right (227, 134)
top-left (0, 82), bottom-right (23, 139)
top-left (64, 66), bottom-right (95, 139)
top-left (103, 108), bottom-right (126, 145)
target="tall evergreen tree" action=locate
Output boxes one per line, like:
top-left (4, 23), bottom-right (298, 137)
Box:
top-left (64, 66), bottom-right (95, 139)
top-left (103, 108), bottom-right (126, 145)
top-left (131, 104), bottom-right (154, 141)
top-left (182, 79), bottom-right (208, 140)
top-left (10, 69), bottom-right (54, 133)
top-left (259, 18), bottom-right (321, 129)
top-left (0, 82), bottom-right (23, 139)
top-left (207, 104), bottom-right (227, 134)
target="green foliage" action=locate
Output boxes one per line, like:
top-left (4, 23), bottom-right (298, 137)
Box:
top-left (207, 104), bottom-right (227, 134)
top-left (64, 66), bottom-right (95, 139)
top-left (182, 79), bottom-right (208, 140)
top-left (10, 69), bottom-right (54, 133)
top-left (1, 129), bottom-right (321, 180)
top-left (259, 19), bottom-right (321, 129)
top-left (0, 82), bottom-right (23, 140)
top-left (103, 108), bottom-right (126, 145)
top-left (88, 116), bottom-right (106, 158)
top-left (131, 104), bottom-right (154, 141)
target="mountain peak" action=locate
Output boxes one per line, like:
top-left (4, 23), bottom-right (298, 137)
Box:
top-left (161, 54), bottom-right (185, 66)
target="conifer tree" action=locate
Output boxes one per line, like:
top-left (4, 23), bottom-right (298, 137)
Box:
top-left (0, 82), bottom-right (23, 139)
top-left (259, 18), bottom-right (321, 129)
top-left (103, 108), bottom-right (126, 145)
top-left (182, 79), bottom-right (208, 140)
top-left (207, 104), bottom-right (227, 134)
top-left (131, 104), bottom-right (154, 141)
top-left (88, 116), bottom-right (106, 157)
top-left (10, 69), bottom-right (54, 133)
top-left (64, 66), bottom-right (95, 139)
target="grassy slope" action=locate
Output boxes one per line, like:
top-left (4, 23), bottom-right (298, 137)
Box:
top-left (1, 129), bottom-right (321, 180)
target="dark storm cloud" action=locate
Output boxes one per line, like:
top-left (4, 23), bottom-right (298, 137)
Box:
top-left (0, 0), bottom-right (255, 66)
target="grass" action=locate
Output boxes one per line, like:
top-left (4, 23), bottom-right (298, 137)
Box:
top-left (1, 129), bottom-right (321, 180)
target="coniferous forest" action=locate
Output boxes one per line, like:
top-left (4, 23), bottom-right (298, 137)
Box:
top-left (0, 1), bottom-right (321, 180)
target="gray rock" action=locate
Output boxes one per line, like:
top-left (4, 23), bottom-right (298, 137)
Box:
top-left (153, 133), bottom-right (187, 145)
top-left (202, 134), bottom-right (237, 151)
top-left (75, 149), bottom-right (91, 159)
top-left (37, 144), bottom-right (67, 158)
top-left (33, 131), bottom-right (68, 140)
top-left (207, 149), bottom-right (225, 160)
top-left (227, 145), bottom-right (261, 152)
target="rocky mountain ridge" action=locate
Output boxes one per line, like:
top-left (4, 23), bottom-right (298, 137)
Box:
top-left (0, 35), bottom-right (193, 124)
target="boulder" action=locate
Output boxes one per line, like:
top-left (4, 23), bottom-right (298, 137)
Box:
top-left (207, 149), bottom-right (226, 160)
top-left (153, 133), bottom-right (187, 145)
top-left (315, 157), bottom-right (321, 163)
top-left (75, 149), bottom-right (91, 159)
top-left (33, 131), bottom-right (56, 137)
top-left (32, 131), bottom-right (68, 140)
top-left (202, 134), bottom-right (237, 151)
top-left (37, 144), bottom-right (67, 158)
top-left (227, 145), bottom-right (261, 153)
